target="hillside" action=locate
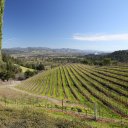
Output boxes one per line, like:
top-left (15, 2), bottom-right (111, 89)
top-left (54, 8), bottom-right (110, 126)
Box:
top-left (0, 83), bottom-right (93, 128)
top-left (107, 50), bottom-right (128, 62)
top-left (17, 64), bottom-right (128, 118)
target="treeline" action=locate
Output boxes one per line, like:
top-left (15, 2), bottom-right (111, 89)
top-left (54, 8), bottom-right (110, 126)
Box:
top-left (0, 53), bottom-right (45, 81)
top-left (81, 55), bottom-right (117, 66)
top-left (6, 55), bottom-right (45, 71)
top-left (52, 56), bottom-right (116, 66)
top-left (56, 50), bottom-right (128, 65)
top-left (22, 63), bottom-right (45, 71)
top-left (83, 50), bottom-right (128, 65)
top-left (0, 54), bottom-right (22, 81)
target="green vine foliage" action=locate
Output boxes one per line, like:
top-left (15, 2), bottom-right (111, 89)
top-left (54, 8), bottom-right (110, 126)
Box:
top-left (0, 0), bottom-right (5, 61)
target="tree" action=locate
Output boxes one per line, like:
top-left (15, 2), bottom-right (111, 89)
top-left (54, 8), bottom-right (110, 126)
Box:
top-left (0, 0), bottom-right (5, 62)
top-left (36, 63), bottom-right (45, 70)
top-left (24, 70), bottom-right (37, 79)
top-left (0, 71), bottom-right (15, 81)
top-left (103, 58), bottom-right (111, 66)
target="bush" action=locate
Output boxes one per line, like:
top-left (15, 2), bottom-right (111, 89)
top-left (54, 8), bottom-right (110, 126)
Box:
top-left (76, 108), bottom-right (82, 113)
top-left (0, 71), bottom-right (15, 81)
top-left (36, 63), bottom-right (45, 70)
top-left (24, 70), bottom-right (37, 79)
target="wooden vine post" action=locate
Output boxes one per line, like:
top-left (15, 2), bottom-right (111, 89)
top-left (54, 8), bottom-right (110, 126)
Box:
top-left (94, 102), bottom-right (98, 120)
top-left (62, 99), bottom-right (64, 112)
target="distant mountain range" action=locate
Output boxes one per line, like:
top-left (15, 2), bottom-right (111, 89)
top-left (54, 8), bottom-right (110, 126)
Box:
top-left (2, 47), bottom-right (108, 57)
top-left (2, 47), bottom-right (128, 62)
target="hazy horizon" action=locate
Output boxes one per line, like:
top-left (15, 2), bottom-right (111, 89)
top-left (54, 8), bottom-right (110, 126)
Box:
top-left (3, 46), bottom-right (126, 53)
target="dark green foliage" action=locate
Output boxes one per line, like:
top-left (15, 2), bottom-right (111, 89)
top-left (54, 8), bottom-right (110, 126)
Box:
top-left (0, 61), bottom-right (6, 71)
top-left (0, 63), bottom-right (22, 81)
top-left (36, 63), bottom-right (45, 70)
top-left (16, 62), bottom-right (45, 71)
top-left (0, 0), bottom-right (5, 62)
top-left (24, 70), bottom-right (37, 79)
top-left (0, 53), bottom-right (22, 81)
top-left (0, 71), bottom-right (15, 81)
top-left (2, 53), bottom-right (15, 63)
top-left (6, 61), bottom-right (22, 73)
top-left (84, 50), bottom-right (128, 65)
top-left (102, 58), bottom-right (111, 65)
top-left (76, 108), bottom-right (82, 113)
top-left (107, 50), bottom-right (128, 62)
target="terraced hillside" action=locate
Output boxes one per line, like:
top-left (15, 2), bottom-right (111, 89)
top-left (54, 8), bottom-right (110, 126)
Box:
top-left (17, 64), bottom-right (128, 118)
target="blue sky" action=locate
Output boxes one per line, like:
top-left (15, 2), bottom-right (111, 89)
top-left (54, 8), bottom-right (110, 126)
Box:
top-left (3, 0), bottom-right (128, 51)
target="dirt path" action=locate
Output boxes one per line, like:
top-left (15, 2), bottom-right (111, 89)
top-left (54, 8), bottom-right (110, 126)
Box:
top-left (0, 81), bottom-right (83, 107)
top-left (11, 87), bottom-right (61, 105)
top-left (0, 81), bottom-right (21, 87)
top-left (11, 87), bottom-right (85, 107)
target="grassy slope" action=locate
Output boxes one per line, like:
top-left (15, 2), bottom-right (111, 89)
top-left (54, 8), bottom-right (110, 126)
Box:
top-left (0, 86), bottom-right (126, 128)
top-left (14, 64), bottom-right (35, 73)
top-left (0, 107), bottom-right (92, 128)
top-left (20, 65), bottom-right (35, 73)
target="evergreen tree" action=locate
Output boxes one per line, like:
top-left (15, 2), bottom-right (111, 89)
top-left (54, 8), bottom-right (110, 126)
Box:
top-left (0, 0), bottom-right (5, 62)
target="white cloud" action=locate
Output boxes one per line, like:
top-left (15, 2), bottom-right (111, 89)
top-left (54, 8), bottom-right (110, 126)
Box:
top-left (73, 33), bottom-right (128, 41)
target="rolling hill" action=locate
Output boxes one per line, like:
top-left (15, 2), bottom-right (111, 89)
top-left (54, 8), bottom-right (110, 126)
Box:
top-left (17, 64), bottom-right (128, 118)
top-left (107, 50), bottom-right (128, 62)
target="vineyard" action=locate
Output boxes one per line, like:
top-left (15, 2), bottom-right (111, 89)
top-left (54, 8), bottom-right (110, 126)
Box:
top-left (17, 64), bottom-right (128, 118)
